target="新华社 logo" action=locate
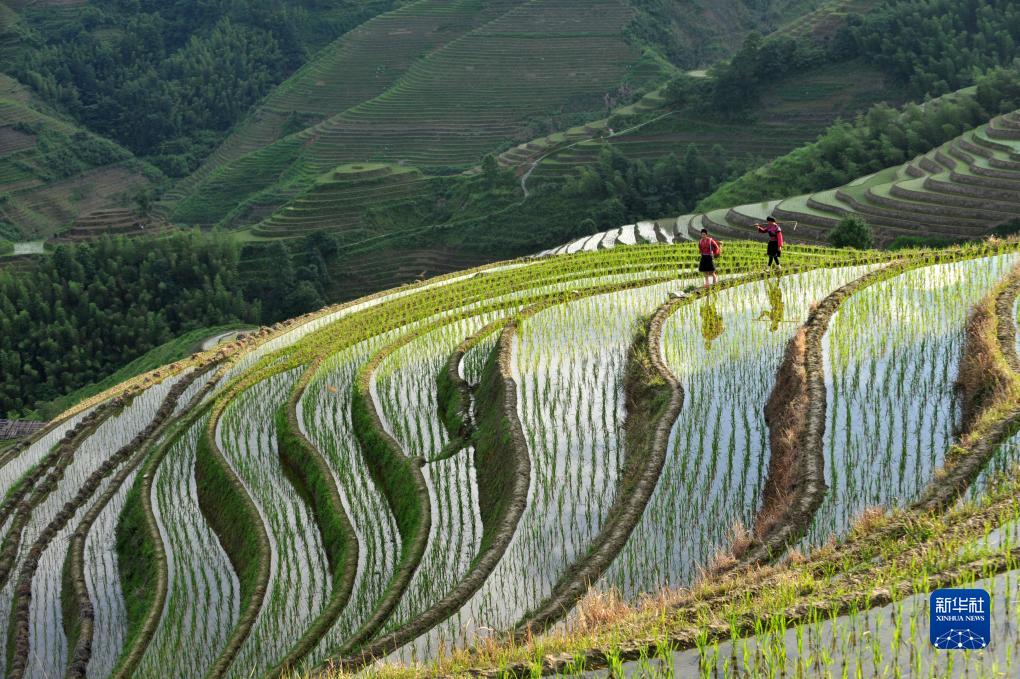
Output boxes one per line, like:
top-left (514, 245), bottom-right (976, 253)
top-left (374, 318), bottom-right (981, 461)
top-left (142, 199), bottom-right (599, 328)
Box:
top-left (930, 588), bottom-right (991, 650)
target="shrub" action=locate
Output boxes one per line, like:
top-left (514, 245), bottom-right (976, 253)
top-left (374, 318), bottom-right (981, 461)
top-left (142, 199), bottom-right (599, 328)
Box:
top-left (888, 235), bottom-right (963, 250)
top-left (828, 216), bottom-right (874, 249)
top-left (993, 218), bottom-right (1020, 237)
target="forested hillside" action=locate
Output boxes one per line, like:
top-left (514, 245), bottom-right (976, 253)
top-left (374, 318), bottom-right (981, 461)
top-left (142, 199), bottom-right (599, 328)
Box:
top-left (0, 74), bottom-right (156, 240)
top-left (0, 233), bottom-right (255, 416)
top-left (7, 0), bottom-right (393, 176)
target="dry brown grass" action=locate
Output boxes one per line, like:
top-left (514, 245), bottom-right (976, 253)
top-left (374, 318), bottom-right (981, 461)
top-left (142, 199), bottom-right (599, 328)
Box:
top-left (755, 328), bottom-right (809, 541)
top-left (848, 506), bottom-right (887, 538)
top-left (722, 520), bottom-right (752, 561)
top-left (955, 295), bottom-right (1010, 432)
top-left (573, 588), bottom-right (633, 634)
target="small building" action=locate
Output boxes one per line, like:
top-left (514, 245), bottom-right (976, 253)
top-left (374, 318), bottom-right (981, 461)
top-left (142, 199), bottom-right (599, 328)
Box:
top-left (0, 419), bottom-right (46, 440)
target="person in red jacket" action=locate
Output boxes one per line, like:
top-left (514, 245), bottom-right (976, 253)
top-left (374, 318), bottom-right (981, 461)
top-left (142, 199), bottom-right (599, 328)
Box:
top-left (698, 228), bottom-right (721, 287)
top-left (755, 216), bottom-right (784, 270)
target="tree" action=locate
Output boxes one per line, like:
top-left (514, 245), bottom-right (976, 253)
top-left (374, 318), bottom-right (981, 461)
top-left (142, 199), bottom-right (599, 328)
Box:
top-left (828, 216), bottom-right (874, 249)
top-left (481, 153), bottom-right (500, 186)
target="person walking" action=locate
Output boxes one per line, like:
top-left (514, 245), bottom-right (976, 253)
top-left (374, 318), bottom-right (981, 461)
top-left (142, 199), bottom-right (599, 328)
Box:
top-left (697, 228), bottom-right (721, 287)
top-left (755, 216), bottom-right (784, 270)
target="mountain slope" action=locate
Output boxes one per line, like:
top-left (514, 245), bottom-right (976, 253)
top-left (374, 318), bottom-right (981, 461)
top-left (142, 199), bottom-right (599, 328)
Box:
top-left (0, 75), bottom-right (157, 240)
top-left (169, 0), bottom-right (672, 229)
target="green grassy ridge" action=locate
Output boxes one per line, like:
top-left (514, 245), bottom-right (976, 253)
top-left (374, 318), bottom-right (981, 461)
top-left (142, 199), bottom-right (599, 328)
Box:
top-left (110, 394), bottom-right (223, 679)
top-left (61, 242), bottom-right (905, 676)
top-left (59, 540), bottom-right (78, 674)
top-left (230, 242), bottom-right (870, 395)
top-left (111, 464), bottom-right (160, 676)
top-left (57, 369), bottom-right (203, 679)
top-left (35, 324), bottom-right (250, 421)
top-left (344, 373), bottom-right (431, 655)
top-left (269, 389), bottom-right (358, 677)
top-left (349, 380), bottom-right (426, 563)
top-left (471, 331), bottom-right (524, 548)
top-left (511, 312), bottom-right (675, 638)
top-left (194, 422), bottom-right (271, 679)
top-left (324, 243), bottom-right (1016, 678)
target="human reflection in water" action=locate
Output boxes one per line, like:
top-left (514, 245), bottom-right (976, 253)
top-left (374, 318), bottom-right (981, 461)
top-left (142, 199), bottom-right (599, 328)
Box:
top-left (700, 298), bottom-right (724, 350)
top-left (756, 278), bottom-right (786, 332)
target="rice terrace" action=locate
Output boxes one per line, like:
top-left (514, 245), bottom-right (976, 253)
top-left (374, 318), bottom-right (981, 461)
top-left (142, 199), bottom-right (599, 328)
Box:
top-left (3, 0), bottom-right (1020, 677)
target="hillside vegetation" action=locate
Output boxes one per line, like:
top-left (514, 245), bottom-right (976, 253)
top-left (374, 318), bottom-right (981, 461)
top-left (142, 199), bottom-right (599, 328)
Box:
top-left (0, 75), bottom-right (156, 239)
top-left (6, 0), bottom-right (393, 176)
top-left (0, 233), bottom-right (256, 416)
top-left (168, 0), bottom-right (672, 228)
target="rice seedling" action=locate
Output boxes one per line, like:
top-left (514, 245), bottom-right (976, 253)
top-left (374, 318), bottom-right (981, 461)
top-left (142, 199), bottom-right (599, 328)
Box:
top-left (215, 369), bottom-right (333, 678)
top-left (12, 240), bottom-right (1014, 679)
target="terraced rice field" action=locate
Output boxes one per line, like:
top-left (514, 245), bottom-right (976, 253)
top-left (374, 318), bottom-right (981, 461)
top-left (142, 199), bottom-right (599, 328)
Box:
top-left (4, 237), bottom-right (1020, 677)
top-left (546, 109), bottom-right (1020, 255)
top-left (527, 59), bottom-right (893, 184)
top-left (170, 0), bottom-right (667, 232)
top-left (0, 79), bottom-right (152, 239)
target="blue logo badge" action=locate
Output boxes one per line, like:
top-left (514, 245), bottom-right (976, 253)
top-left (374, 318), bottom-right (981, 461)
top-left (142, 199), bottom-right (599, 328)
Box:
top-left (930, 588), bottom-right (990, 650)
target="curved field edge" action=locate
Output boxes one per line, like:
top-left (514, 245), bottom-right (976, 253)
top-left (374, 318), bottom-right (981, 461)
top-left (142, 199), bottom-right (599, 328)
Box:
top-left (511, 265), bottom-right (850, 637)
top-left (214, 244), bottom-right (876, 410)
top-left (19, 244), bottom-right (884, 436)
top-left (1, 406), bottom-right (121, 673)
top-left (510, 292), bottom-right (687, 638)
top-left (17, 370), bottom-right (205, 679)
top-left (0, 406), bottom-right (114, 540)
top-left (0, 241), bottom-right (972, 674)
top-left (914, 260), bottom-right (1020, 511)
top-left (195, 391), bottom-right (273, 679)
top-left (434, 319), bottom-right (508, 449)
top-left (205, 246), bottom-right (748, 666)
top-left (265, 360), bottom-right (359, 678)
top-left (733, 250), bottom-right (1020, 569)
top-left (107, 365), bottom-right (227, 679)
top-left (337, 259), bottom-right (880, 659)
top-left (337, 319), bottom-right (530, 668)
top-left (342, 346), bottom-right (433, 654)
top-left (36, 254), bottom-right (541, 427)
top-left (405, 246), bottom-right (1020, 676)
top-left (0, 402), bottom-right (125, 595)
top-left (731, 261), bottom-right (914, 567)
top-left (170, 245), bottom-right (889, 664)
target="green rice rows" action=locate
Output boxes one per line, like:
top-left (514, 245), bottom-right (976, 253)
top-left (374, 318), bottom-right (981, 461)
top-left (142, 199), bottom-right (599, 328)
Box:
top-left (802, 254), bottom-right (1019, 548)
top-left (136, 416), bottom-right (240, 678)
top-left (606, 265), bottom-right (874, 595)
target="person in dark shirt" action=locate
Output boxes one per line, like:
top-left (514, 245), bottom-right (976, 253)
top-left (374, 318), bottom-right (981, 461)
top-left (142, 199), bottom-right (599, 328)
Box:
top-left (755, 216), bottom-right (784, 270)
top-left (698, 228), bottom-right (721, 287)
